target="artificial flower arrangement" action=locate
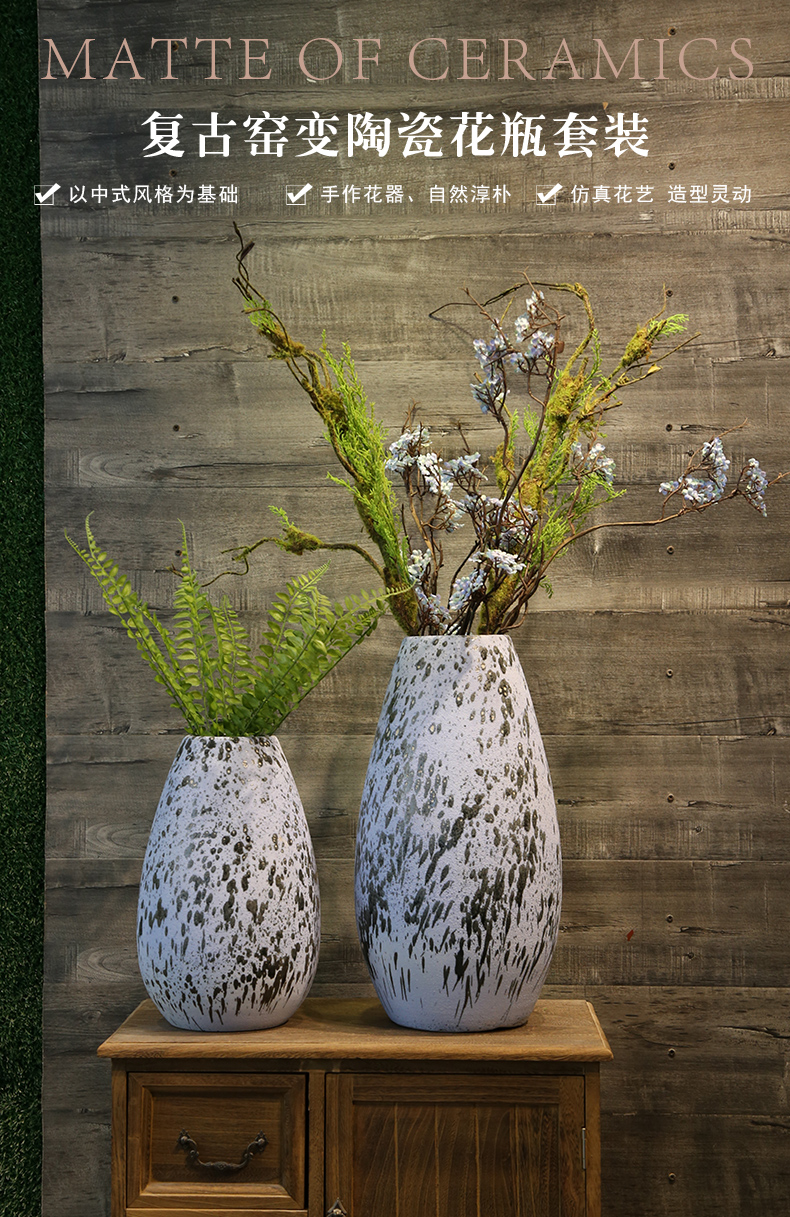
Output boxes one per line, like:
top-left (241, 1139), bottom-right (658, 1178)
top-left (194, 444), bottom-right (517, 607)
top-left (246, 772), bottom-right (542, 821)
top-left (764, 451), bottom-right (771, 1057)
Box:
top-left (230, 227), bottom-right (783, 634)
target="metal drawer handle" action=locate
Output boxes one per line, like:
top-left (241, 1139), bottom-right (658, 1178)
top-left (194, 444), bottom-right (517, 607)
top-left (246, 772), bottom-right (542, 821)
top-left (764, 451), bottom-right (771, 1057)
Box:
top-left (326, 1202), bottom-right (348, 1217)
top-left (176, 1128), bottom-right (268, 1173)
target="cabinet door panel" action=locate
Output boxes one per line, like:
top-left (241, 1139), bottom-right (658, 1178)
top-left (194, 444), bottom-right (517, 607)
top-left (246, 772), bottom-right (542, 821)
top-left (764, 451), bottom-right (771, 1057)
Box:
top-left (512, 1105), bottom-right (561, 1216)
top-left (351, 1102), bottom-right (398, 1217)
top-left (327, 1074), bottom-right (585, 1217)
top-left (435, 1105), bottom-right (480, 1217)
top-left (396, 1105), bottom-right (440, 1213)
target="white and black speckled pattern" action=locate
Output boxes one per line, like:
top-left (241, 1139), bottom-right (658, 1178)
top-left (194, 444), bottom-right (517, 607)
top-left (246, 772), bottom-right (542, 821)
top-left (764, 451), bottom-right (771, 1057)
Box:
top-left (137, 736), bottom-right (320, 1032)
top-left (355, 635), bottom-right (561, 1033)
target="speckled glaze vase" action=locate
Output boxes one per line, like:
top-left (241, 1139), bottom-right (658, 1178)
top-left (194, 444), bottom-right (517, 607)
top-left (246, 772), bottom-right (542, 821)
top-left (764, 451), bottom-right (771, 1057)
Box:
top-left (355, 635), bottom-right (561, 1032)
top-left (137, 736), bottom-right (320, 1032)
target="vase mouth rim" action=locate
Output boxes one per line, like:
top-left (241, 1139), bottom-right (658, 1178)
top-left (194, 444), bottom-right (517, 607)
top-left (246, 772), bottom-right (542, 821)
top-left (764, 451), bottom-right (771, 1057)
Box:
top-left (399, 634), bottom-right (514, 646)
top-left (178, 734), bottom-right (280, 743)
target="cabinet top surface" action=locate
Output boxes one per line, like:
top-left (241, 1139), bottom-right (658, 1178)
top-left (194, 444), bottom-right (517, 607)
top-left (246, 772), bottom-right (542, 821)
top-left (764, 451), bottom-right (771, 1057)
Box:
top-left (98, 997), bottom-right (612, 1062)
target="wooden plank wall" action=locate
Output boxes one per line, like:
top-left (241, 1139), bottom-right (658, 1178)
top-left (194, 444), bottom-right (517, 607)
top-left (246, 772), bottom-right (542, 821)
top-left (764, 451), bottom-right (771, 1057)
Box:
top-left (39, 1), bottom-right (790, 1213)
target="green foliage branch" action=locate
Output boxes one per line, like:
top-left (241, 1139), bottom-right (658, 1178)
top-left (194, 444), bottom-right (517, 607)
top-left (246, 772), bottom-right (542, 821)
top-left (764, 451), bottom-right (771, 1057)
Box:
top-left (231, 230), bottom-right (783, 635)
top-left (66, 517), bottom-right (385, 736)
top-left (232, 224), bottom-right (419, 634)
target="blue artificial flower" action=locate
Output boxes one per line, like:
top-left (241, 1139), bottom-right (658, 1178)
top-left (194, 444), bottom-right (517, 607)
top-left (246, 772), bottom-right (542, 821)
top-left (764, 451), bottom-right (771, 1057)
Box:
top-left (443, 452), bottom-right (483, 481)
top-left (742, 457), bottom-right (769, 516)
top-left (448, 568), bottom-right (486, 613)
top-left (457, 492), bottom-right (483, 515)
top-left (407, 548), bottom-right (432, 585)
top-left (386, 428), bottom-right (457, 498)
top-left (700, 436), bottom-right (730, 493)
top-left (671, 475), bottom-right (719, 505)
top-left (573, 440), bottom-right (616, 485)
top-left (476, 547), bottom-right (526, 576)
top-left (513, 291), bottom-right (545, 341)
top-left (471, 372), bottom-right (507, 414)
top-left (499, 509), bottom-right (537, 550)
top-left (442, 502), bottom-right (467, 533)
top-left (525, 330), bottom-right (555, 361)
top-left (415, 586), bottom-right (452, 627)
top-left (384, 427), bottom-right (428, 475)
top-left (660, 436), bottom-right (734, 506)
top-left (415, 451), bottom-right (449, 495)
top-left (473, 329), bottom-right (509, 370)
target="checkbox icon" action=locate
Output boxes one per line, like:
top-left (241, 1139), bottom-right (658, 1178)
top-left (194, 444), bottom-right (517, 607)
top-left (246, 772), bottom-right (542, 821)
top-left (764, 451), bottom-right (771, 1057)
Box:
top-left (34, 183), bottom-right (61, 206)
top-left (536, 183), bottom-right (563, 206)
top-left (286, 184), bottom-right (312, 205)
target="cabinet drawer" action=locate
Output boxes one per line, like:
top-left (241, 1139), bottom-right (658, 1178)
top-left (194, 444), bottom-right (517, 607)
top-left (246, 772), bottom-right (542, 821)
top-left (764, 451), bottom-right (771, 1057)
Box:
top-left (126, 1071), bottom-right (306, 1215)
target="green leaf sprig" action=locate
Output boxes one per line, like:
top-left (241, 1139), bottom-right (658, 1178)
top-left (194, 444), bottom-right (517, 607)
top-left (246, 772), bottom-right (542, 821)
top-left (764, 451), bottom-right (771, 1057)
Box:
top-left (66, 516), bottom-right (385, 736)
top-left (232, 223), bottom-right (420, 635)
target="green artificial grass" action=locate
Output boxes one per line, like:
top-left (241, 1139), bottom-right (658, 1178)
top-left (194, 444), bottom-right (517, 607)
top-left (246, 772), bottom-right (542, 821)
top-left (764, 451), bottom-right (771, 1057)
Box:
top-left (0, 0), bottom-right (45, 1214)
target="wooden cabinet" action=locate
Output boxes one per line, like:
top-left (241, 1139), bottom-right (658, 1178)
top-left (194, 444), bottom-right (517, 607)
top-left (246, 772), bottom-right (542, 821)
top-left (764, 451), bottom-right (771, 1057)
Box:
top-left (99, 998), bottom-right (611, 1217)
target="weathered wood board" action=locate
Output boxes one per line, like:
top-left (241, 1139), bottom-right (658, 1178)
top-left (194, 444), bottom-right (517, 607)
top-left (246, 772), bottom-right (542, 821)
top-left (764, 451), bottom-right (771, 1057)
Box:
top-left (38, 1), bottom-right (790, 1214)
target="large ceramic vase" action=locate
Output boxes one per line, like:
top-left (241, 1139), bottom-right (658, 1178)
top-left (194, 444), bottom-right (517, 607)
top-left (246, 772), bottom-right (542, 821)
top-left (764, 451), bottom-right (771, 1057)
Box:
top-left (355, 635), bottom-right (561, 1032)
top-left (137, 735), bottom-right (320, 1031)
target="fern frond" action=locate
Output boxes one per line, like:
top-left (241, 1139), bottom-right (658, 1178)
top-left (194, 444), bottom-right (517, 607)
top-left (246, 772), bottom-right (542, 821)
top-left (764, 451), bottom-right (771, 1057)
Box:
top-left (261, 564), bottom-right (328, 649)
top-left (66, 517), bottom-right (205, 731)
top-left (68, 519), bottom-right (383, 736)
top-left (239, 578), bottom-right (386, 736)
